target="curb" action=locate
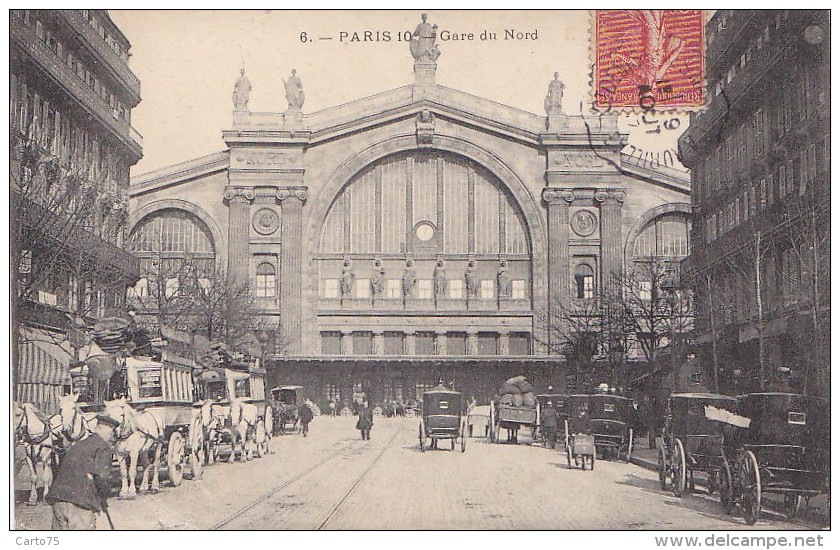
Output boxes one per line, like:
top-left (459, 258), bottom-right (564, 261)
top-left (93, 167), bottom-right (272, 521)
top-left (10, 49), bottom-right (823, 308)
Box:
top-left (629, 455), bottom-right (830, 526)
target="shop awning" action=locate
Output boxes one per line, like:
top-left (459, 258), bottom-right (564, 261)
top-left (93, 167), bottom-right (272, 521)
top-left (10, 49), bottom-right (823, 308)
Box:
top-left (17, 327), bottom-right (73, 385)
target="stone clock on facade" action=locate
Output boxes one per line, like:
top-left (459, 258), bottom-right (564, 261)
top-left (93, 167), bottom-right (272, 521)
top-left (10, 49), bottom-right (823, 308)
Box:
top-left (128, 14), bottom-right (691, 408)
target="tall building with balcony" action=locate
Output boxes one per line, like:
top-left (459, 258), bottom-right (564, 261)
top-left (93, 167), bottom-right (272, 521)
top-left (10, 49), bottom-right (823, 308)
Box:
top-left (10, 9), bottom-right (143, 411)
top-left (679, 10), bottom-right (829, 396)
top-left (129, 16), bottom-right (692, 411)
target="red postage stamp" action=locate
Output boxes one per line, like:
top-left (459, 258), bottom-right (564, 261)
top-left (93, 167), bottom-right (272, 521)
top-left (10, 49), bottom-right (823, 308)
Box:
top-left (594, 10), bottom-right (705, 111)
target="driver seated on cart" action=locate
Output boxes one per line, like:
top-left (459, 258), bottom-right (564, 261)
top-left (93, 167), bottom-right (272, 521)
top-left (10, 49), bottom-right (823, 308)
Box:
top-left (569, 405), bottom-right (592, 436)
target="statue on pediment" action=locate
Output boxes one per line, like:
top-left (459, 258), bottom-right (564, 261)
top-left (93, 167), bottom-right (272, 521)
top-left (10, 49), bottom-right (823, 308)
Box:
top-left (232, 67), bottom-right (252, 111)
top-left (284, 69), bottom-right (305, 110)
top-left (544, 71), bottom-right (565, 115)
top-left (410, 13), bottom-right (440, 62)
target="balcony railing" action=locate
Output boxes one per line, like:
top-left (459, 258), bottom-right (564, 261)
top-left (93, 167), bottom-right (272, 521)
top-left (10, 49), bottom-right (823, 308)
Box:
top-left (57, 10), bottom-right (141, 104)
top-left (11, 20), bottom-right (143, 160)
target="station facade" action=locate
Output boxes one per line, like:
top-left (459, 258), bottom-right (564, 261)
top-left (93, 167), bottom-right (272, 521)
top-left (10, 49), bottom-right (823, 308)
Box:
top-left (129, 39), bottom-right (690, 409)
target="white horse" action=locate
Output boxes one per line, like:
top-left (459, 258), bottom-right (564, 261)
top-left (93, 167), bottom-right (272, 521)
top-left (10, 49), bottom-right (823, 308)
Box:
top-left (13, 401), bottom-right (61, 505)
top-left (189, 400), bottom-right (220, 477)
top-left (55, 392), bottom-right (96, 445)
top-left (103, 398), bottom-right (163, 500)
top-left (227, 397), bottom-right (260, 462)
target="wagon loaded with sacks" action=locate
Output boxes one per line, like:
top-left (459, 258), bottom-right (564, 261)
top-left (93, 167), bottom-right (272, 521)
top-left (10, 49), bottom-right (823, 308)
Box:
top-left (489, 376), bottom-right (538, 444)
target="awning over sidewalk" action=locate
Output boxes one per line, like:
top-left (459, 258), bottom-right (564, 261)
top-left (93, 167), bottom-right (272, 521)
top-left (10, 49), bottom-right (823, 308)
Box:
top-left (17, 327), bottom-right (73, 385)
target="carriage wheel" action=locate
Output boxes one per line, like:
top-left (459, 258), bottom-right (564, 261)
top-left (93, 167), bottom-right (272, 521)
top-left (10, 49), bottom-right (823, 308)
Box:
top-left (419, 421), bottom-right (425, 453)
top-left (626, 428), bottom-right (634, 463)
top-left (719, 456), bottom-right (734, 515)
top-left (590, 449), bottom-right (596, 470)
top-left (784, 494), bottom-right (802, 519)
top-left (707, 469), bottom-right (718, 496)
top-left (672, 438), bottom-right (687, 497)
top-left (489, 406), bottom-right (497, 443)
top-left (167, 431), bottom-right (185, 487)
top-left (658, 446), bottom-right (669, 490)
top-left (461, 422), bottom-right (467, 453)
top-left (740, 450), bottom-right (762, 525)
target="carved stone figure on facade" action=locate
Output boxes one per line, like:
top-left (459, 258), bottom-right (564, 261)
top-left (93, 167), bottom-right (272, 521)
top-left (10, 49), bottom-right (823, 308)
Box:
top-left (409, 13), bottom-right (439, 62)
top-left (402, 259), bottom-right (417, 297)
top-left (497, 260), bottom-right (511, 298)
top-left (370, 259), bottom-right (385, 297)
top-left (544, 71), bottom-right (565, 115)
top-left (416, 109), bottom-right (436, 145)
top-left (433, 259), bottom-right (447, 297)
top-left (232, 67), bottom-right (252, 111)
top-left (340, 259), bottom-right (354, 297)
top-left (465, 260), bottom-right (478, 298)
top-left (284, 69), bottom-right (305, 110)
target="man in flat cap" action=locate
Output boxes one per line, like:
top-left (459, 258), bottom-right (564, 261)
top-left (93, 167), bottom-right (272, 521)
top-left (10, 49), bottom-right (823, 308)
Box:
top-left (541, 400), bottom-right (559, 449)
top-left (46, 414), bottom-right (119, 530)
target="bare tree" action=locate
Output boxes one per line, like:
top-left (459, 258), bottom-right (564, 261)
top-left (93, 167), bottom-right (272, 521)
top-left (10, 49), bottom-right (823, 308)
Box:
top-left (611, 260), bottom-right (693, 387)
top-left (129, 259), bottom-right (268, 355)
top-left (10, 126), bottom-right (133, 376)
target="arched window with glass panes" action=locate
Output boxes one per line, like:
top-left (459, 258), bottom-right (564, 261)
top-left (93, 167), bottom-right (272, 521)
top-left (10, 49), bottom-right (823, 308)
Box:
top-left (631, 213), bottom-right (691, 261)
top-left (255, 262), bottom-right (276, 298)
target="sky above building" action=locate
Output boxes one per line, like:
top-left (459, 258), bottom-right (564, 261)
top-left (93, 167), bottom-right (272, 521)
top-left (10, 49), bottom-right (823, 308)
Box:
top-left (110, 10), bottom-right (689, 177)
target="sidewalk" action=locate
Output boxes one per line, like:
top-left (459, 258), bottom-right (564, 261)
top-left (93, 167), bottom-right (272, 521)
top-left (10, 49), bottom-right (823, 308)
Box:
top-left (629, 439), bottom-right (830, 526)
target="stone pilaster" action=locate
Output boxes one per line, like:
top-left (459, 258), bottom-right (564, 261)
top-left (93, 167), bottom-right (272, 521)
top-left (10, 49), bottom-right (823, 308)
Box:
top-left (404, 331), bottom-right (416, 355)
top-left (596, 189), bottom-right (626, 299)
top-left (340, 330), bottom-right (353, 356)
top-left (542, 188), bottom-right (574, 351)
top-left (276, 186), bottom-right (308, 355)
top-left (223, 186), bottom-right (255, 285)
top-left (466, 331), bottom-right (479, 356)
top-left (434, 331), bottom-right (446, 356)
top-left (498, 332), bottom-right (510, 356)
top-left (372, 331), bottom-right (384, 355)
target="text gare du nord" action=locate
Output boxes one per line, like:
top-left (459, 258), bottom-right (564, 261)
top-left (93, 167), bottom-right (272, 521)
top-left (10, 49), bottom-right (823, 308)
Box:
top-left (333, 28), bottom-right (539, 43)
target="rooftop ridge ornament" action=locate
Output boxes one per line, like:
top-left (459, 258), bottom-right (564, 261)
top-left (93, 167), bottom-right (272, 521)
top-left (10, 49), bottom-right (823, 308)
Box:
top-left (232, 66), bottom-right (251, 112)
top-left (411, 13), bottom-right (440, 93)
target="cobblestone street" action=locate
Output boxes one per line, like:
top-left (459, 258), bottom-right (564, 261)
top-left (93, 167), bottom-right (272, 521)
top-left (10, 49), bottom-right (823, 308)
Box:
top-left (14, 416), bottom-right (825, 530)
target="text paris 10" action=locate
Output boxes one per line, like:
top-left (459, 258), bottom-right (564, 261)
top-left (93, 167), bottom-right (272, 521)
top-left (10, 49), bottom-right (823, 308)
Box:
top-left (300, 29), bottom-right (539, 43)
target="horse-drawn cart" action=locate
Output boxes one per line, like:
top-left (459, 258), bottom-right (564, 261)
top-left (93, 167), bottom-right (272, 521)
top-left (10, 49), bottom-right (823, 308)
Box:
top-left (588, 394), bottom-right (634, 461)
top-left (721, 393), bottom-right (829, 525)
top-left (419, 386), bottom-right (466, 452)
top-left (269, 385), bottom-right (304, 435)
top-left (659, 393), bottom-right (737, 498)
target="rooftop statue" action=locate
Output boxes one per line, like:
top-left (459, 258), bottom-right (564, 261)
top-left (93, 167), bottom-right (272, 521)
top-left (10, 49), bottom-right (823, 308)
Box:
top-left (232, 67), bottom-right (251, 111)
top-left (409, 13), bottom-right (440, 62)
top-left (284, 69), bottom-right (305, 110)
top-left (544, 71), bottom-right (565, 115)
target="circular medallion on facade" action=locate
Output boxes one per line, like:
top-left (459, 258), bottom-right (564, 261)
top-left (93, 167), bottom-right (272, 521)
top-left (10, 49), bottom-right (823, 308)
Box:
top-left (415, 222), bottom-right (435, 242)
top-left (253, 208), bottom-right (279, 235)
top-left (570, 210), bottom-right (598, 237)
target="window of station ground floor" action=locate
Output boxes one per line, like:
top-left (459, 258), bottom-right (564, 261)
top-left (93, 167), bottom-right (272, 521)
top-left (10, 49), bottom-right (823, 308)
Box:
top-left (319, 330), bottom-right (532, 355)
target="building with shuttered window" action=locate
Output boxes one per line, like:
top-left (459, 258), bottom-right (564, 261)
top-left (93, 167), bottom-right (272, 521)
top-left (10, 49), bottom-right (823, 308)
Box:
top-left (10, 9), bottom-right (143, 412)
top-left (129, 42), bottom-right (690, 409)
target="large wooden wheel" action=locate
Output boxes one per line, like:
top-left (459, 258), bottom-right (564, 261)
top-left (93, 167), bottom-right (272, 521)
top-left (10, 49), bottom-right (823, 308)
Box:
top-left (672, 438), bottom-right (687, 497)
top-left (658, 446), bottom-right (669, 490)
top-left (740, 450), bottom-right (762, 525)
top-left (489, 405), bottom-right (497, 443)
top-left (625, 428), bottom-right (634, 463)
top-left (784, 494), bottom-right (802, 519)
top-left (167, 431), bottom-right (185, 487)
top-left (590, 448), bottom-right (596, 470)
top-left (460, 421), bottom-right (467, 453)
top-left (719, 455), bottom-right (734, 515)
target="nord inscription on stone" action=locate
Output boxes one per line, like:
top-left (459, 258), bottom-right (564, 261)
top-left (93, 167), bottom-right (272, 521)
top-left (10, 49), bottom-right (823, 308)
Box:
top-left (233, 151), bottom-right (291, 167)
top-left (554, 152), bottom-right (607, 169)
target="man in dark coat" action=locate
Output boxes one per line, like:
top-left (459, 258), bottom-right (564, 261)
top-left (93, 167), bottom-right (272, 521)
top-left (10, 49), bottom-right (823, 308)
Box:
top-left (46, 414), bottom-right (118, 530)
top-left (298, 401), bottom-right (314, 437)
top-left (569, 405), bottom-right (592, 435)
top-left (356, 401), bottom-right (373, 440)
top-left (541, 401), bottom-right (559, 449)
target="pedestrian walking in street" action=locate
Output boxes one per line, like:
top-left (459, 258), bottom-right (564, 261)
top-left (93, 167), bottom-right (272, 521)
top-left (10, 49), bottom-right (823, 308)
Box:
top-left (298, 401), bottom-right (314, 437)
top-left (466, 396), bottom-right (477, 437)
top-left (329, 399), bottom-right (336, 417)
top-left (541, 401), bottom-right (559, 449)
top-left (46, 414), bottom-right (119, 530)
top-left (356, 401), bottom-right (373, 440)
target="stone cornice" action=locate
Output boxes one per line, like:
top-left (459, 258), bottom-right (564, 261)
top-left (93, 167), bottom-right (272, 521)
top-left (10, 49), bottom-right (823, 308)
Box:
top-left (130, 151), bottom-right (229, 197)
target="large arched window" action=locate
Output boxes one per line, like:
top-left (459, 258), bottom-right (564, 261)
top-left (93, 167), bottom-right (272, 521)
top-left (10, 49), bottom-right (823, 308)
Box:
top-left (129, 208), bottom-right (216, 280)
top-left (631, 214), bottom-right (691, 259)
top-left (319, 151), bottom-right (530, 255)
